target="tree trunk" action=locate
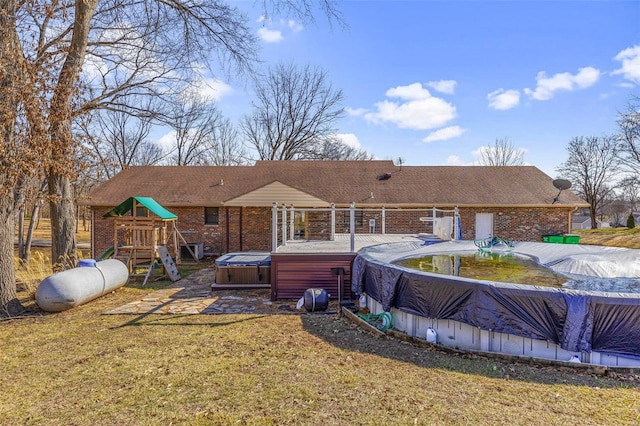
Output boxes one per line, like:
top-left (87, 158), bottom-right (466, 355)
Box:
top-left (23, 201), bottom-right (41, 263)
top-left (17, 207), bottom-right (24, 258)
top-left (22, 180), bottom-right (47, 263)
top-left (0, 195), bottom-right (22, 316)
top-left (0, 0), bottom-right (25, 316)
top-left (47, 0), bottom-right (98, 269)
top-left (589, 202), bottom-right (598, 230)
top-left (49, 174), bottom-right (78, 269)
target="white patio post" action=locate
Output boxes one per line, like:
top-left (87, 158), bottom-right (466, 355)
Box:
top-left (330, 203), bottom-right (336, 241)
top-left (271, 203), bottom-right (278, 252)
top-left (350, 202), bottom-right (356, 252)
top-left (289, 204), bottom-right (295, 241)
top-left (381, 206), bottom-right (386, 235)
top-left (281, 203), bottom-right (287, 246)
top-left (454, 205), bottom-right (460, 240)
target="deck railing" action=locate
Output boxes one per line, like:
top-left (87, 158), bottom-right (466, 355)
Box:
top-left (271, 203), bottom-right (460, 252)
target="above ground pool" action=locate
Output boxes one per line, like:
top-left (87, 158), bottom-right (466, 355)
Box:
top-left (352, 240), bottom-right (640, 367)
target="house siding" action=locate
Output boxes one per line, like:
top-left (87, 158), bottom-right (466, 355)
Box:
top-left (458, 207), bottom-right (571, 241)
top-left (92, 206), bottom-right (273, 258)
top-left (92, 205), bottom-right (573, 258)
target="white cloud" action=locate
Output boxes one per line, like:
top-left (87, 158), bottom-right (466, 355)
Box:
top-left (156, 131), bottom-right (177, 149)
top-left (257, 27), bottom-right (283, 43)
top-left (612, 45), bottom-right (640, 83)
top-left (487, 89), bottom-right (520, 110)
top-left (618, 81), bottom-right (636, 88)
top-left (336, 133), bottom-right (361, 149)
top-left (422, 126), bottom-right (465, 143)
top-left (427, 80), bottom-right (457, 95)
top-left (446, 155), bottom-right (464, 165)
top-left (191, 78), bottom-right (232, 102)
top-left (364, 83), bottom-right (457, 130)
top-left (256, 16), bottom-right (303, 43)
top-left (386, 82), bottom-right (432, 100)
top-left (288, 19), bottom-right (304, 32)
top-left (82, 54), bottom-right (109, 82)
top-left (524, 67), bottom-right (601, 101)
top-left (345, 107), bottom-right (367, 116)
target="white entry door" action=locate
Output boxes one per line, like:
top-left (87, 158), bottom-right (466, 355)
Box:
top-left (475, 213), bottom-right (493, 240)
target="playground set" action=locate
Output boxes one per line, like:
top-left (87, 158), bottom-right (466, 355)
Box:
top-left (100, 196), bottom-right (197, 285)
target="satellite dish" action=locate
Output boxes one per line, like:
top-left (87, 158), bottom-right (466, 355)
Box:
top-left (553, 179), bottom-right (572, 191)
top-left (552, 179), bottom-right (572, 204)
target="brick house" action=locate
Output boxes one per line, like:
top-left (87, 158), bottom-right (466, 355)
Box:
top-left (83, 161), bottom-right (588, 259)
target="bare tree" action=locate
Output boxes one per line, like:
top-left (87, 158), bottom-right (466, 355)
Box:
top-left (602, 196), bottom-right (628, 227)
top-left (242, 63), bottom-right (345, 160)
top-left (260, 0), bottom-right (346, 28)
top-left (618, 175), bottom-right (640, 212)
top-left (557, 136), bottom-right (620, 229)
top-left (16, 178), bottom-right (49, 264)
top-left (162, 94), bottom-right (225, 165)
top-left (478, 137), bottom-right (525, 166)
top-left (8, 0), bottom-right (259, 270)
top-left (314, 138), bottom-right (374, 160)
top-left (0, 0), bottom-right (44, 315)
top-left (1, 0), bottom-right (343, 315)
top-left (202, 117), bottom-right (248, 165)
top-left (617, 95), bottom-right (640, 173)
top-left (82, 103), bottom-right (164, 179)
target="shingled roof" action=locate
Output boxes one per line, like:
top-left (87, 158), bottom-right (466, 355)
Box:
top-left (83, 161), bottom-right (588, 208)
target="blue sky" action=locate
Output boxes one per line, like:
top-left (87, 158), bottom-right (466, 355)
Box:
top-left (201, 1), bottom-right (640, 177)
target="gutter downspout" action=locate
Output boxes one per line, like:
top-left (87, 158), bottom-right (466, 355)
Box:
top-left (225, 207), bottom-right (230, 253)
top-left (569, 206), bottom-right (579, 233)
top-left (239, 207), bottom-right (243, 251)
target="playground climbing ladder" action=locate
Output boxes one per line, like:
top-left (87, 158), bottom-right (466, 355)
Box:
top-left (144, 245), bottom-right (181, 286)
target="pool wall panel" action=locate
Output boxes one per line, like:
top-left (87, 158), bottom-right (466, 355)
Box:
top-left (366, 296), bottom-right (640, 367)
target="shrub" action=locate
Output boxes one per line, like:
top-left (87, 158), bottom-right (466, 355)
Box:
top-left (627, 213), bottom-right (636, 229)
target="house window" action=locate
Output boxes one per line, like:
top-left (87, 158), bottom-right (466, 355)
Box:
top-left (205, 207), bottom-right (219, 225)
top-left (343, 210), bottom-right (364, 228)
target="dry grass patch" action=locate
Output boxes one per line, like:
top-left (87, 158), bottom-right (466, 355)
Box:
top-left (1, 289), bottom-right (639, 425)
top-left (14, 217), bottom-right (91, 243)
top-left (574, 227), bottom-right (640, 249)
top-left (4, 227), bottom-right (640, 424)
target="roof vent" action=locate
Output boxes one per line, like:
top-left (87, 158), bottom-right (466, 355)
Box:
top-left (377, 173), bottom-right (392, 181)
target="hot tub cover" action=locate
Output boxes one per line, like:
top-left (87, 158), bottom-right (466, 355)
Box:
top-left (352, 240), bottom-right (640, 359)
top-left (215, 252), bottom-right (271, 267)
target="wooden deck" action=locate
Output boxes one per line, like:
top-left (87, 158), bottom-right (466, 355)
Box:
top-left (275, 233), bottom-right (427, 253)
top-left (214, 234), bottom-right (435, 301)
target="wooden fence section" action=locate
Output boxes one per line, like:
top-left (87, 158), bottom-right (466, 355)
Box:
top-left (270, 253), bottom-right (356, 301)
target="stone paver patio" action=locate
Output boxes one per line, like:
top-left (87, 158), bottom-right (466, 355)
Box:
top-left (102, 267), bottom-right (315, 315)
top-left (103, 235), bottom-right (426, 316)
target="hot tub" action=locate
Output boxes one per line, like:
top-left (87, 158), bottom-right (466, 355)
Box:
top-left (213, 252), bottom-right (271, 288)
